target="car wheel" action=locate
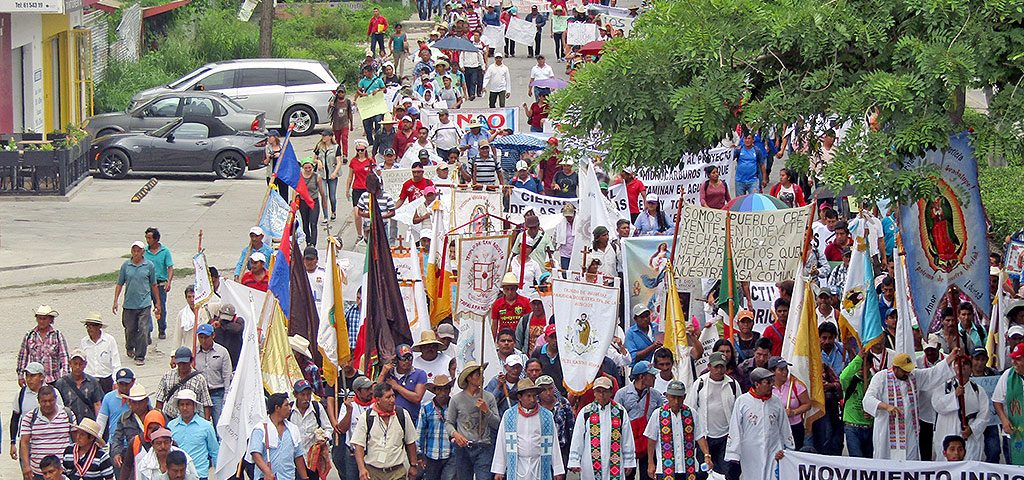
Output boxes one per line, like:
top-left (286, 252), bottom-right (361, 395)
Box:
top-left (284, 105), bottom-right (317, 136)
top-left (214, 151), bottom-right (247, 179)
top-left (96, 128), bottom-right (120, 138)
top-left (97, 149), bottom-right (130, 179)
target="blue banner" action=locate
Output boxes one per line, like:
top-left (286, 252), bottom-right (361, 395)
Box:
top-left (899, 132), bottom-right (991, 329)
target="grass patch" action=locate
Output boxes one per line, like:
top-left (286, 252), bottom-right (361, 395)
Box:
top-left (7, 267), bottom-right (196, 289)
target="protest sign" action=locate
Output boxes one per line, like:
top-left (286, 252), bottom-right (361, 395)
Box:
top-left (586, 4), bottom-right (631, 16)
top-left (455, 234), bottom-right (513, 316)
top-left (421, 107), bottom-right (519, 134)
top-left (1005, 234), bottom-right (1024, 277)
top-left (608, 147), bottom-right (733, 216)
top-left (551, 275), bottom-right (620, 394)
top-left (972, 375), bottom-right (1000, 430)
top-left (505, 17), bottom-right (537, 45)
top-left (748, 282), bottom-right (779, 333)
top-left (729, 205), bottom-right (812, 282)
top-left (192, 253), bottom-right (214, 307)
top-left (481, 24), bottom-right (504, 47)
top-left (673, 204), bottom-right (727, 280)
top-left (355, 91), bottom-right (388, 118)
top-left (900, 132), bottom-right (992, 326)
top-left (379, 165), bottom-right (439, 200)
top-left (513, 0), bottom-right (550, 12)
top-left (622, 236), bottom-right (673, 332)
top-left (777, 450), bottom-right (1021, 479)
top-left (450, 188), bottom-right (503, 233)
top-left (566, 22), bottom-right (599, 45)
top-left (507, 187), bottom-right (577, 216)
top-left (599, 14), bottom-right (634, 36)
top-left (692, 323), bottom-right (720, 375)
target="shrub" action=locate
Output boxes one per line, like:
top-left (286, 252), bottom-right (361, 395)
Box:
top-left (979, 165), bottom-right (1024, 245)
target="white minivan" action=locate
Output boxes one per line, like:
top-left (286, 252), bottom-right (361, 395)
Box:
top-left (133, 59), bottom-right (338, 136)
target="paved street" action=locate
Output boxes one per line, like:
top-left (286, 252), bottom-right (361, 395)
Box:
top-left (0, 18), bottom-right (563, 479)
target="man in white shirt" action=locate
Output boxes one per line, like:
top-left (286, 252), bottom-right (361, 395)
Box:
top-left (303, 247), bottom-right (326, 311)
top-left (686, 352), bottom-right (739, 477)
top-left (289, 380), bottom-right (329, 479)
top-left (431, 109), bottom-right (464, 160)
top-left (849, 202), bottom-right (887, 271)
top-left (528, 56), bottom-right (555, 99)
top-left (79, 312), bottom-right (121, 392)
top-left (412, 331), bottom-right (452, 405)
top-left (483, 53), bottom-right (512, 108)
top-left (401, 128), bottom-right (442, 168)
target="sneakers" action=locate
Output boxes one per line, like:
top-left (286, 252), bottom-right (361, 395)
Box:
top-left (135, 358), bottom-right (145, 366)
top-left (158, 332), bottom-right (166, 340)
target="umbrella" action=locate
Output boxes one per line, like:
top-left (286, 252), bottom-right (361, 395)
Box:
top-left (490, 133), bottom-right (549, 152)
top-left (431, 37), bottom-right (480, 52)
top-left (533, 78), bottom-right (569, 90)
top-left (725, 193), bottom-right (789, 212)
top-left (578, 40), bottom-right (606, 55)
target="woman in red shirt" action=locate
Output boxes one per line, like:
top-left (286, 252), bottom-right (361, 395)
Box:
top-left (347, 139), bottom-right (374, 242)
top-left (523, 92), bottom-right (550, 133)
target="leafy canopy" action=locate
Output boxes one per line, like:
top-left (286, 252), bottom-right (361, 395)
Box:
top-left (550, 0), bottom-right (1024, 204)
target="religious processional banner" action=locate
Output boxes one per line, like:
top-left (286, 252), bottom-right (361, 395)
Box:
top-left (507, 187), bottom-right (578, 217)
top-left (899, 132), bottom-right (991, 325)
top-left (393, 247), bottom-right (429, 341)
top-left (258, 192), bottom-right (305, 244)
top-left (776, 450), bottom-right (1021, 479)
top-left (455, 234), bottom-right (513, 317)
top-left (622, 236), bottom-right (672, 331)
top-left (192, 253), bottom-right (214, 307)
top-left (421, 107), bottom-right (519, 134)
top-left (608, 146), bottom-right (733, 216)
top-left (673, 204), bottom-right (812, 283)
top-left (551, 275), bottom-right (620, 394)
top-left (450, 188), bottom-right (504, 233)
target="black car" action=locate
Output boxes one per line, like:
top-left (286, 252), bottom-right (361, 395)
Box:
top-left (90, 116), bottom-right (267, 179)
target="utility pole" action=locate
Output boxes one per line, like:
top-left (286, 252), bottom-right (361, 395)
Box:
top-left (259, 0), bottom-right (273, 57)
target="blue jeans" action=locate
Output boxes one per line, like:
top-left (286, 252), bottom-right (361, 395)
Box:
top-left (984, 425), bottom-right (1001, 463)
top-left (332, 445), bottom-right (358, 480)
top-left (370, 33), bottom-right (386, 57)
top-left (811, 415), bottom-right (844, 455)
top-left (152, 283), bottom-right (168, 334)
top-left (735, 180), bottom-right (759, 195)
top-left (454, 444), bottom-right (494, 480)
top-left (326, 177), bottom-right (338, 216)
top-left (209, 389), bottom-right (225, 429)
top-left (417, 0), bottom-right (429, 20)
top-left (424, 456), bottom-right (455, 480)
top-left (845, 424), bottom-right (873, 458)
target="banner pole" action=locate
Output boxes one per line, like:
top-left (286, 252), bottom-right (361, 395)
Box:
top-left (192, 230), bottom-right (204, 368)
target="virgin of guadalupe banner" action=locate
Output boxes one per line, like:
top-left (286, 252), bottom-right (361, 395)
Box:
top-left (899, 132), bottom-right (992, 323)
top-left (450, 188), bottom-right (504, 234)
top-left (622, 236), bottom-right (673, 332)
top-left (455, 234), bottom-right (513, 316)
top-left (551, 276), bottom-right (620, 394)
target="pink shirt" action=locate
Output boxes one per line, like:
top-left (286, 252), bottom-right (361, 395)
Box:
top-left (772, 379), bottom-right (807, 425)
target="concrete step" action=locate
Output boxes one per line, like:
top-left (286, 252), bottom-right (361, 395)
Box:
top-left (401, 20), bottom-right (437, 34)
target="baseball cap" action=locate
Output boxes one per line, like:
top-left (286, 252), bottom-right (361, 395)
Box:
top-left (544, 324), bottom-right (557, 337)
top-left (505, 355), bottom-right (524, 368)
top-left (1011, 343), bottom-right (1024, 360)
top-left (708, 351), bottom-right (727, 367)
top-left (131, 240), bottom-right (146, 249)
top-left (736, 310), bottom-right (755, 322)
top-left (629, 360), bottom-right (652, 379)
top-left (70, 349), bottom-right (86, 361)
top-left (1010, 325), bottom-right (1024, 338)
top-left (25, 362), bottom-right (44, 376)
top-left (250, 252), bottom-right (267, 263)
top-left (645, 193), bottom-right (660, 203)
top-left (352, 376), bottom-right (374, 390)
top-left (293, 380), bottom-right (313, 393)
top-left (494, 52), bottom-right (504, 58)
top-left (535, 375), bottom-right (555, 387)
top-left (665, 380), bottom-right (686, 397)
top-left (437, 323), bottom-right (456, 340)
top-left (384, 148), bottom-right (397, 156)
top-left (892, 353), bottom-right (916, 372)
top-left (197, 324), bottom-right (214, 336)
top-left (632, 304), bottom-right (651, 317)
top-left (924, 334), bottom-right (941, 350)
top-left (396, 344), bottom-right (414, 358)
top-left (516, 160), bottom-right (530, 171)
top-left (303, 246), bottom-right (318, 259)
top-left (418, 149), bottom-right (430, 159)
top-left (592, 377), bottom-right (613, 390)
top-left (174, 347), bottom-right (193, 363)
top-left (971, 346), bottom-right (988, 357)
top-left (218, 304), bottom-right (236, 320)
top-left (749, 367), bottom-right (773, 383)
top-left (176, 389), bottom-right (198, 404)
top-left (115, 368), bottom-right (135, 384)
top-left (767, 356), bottom-right (789, 370)
top-left (422, 185), bottom-right (438, 196)
top-left (249, 226), bottom-right (265, 236)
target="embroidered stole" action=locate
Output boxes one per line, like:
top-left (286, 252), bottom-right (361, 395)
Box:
top-left (503, 408), bottom-right (555, 480)
top-left (588, 402), bottom-right (624, 480)
top-left (1005, 371), bottom-right (1024, 464)
top-left (659, 407), bottom-right (696, 479)
top-left (885, 370), bottom-right (918, 457)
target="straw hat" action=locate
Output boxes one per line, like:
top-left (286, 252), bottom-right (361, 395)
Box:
top-left (288, 335), bottom-right (313, 359)
top-left (458, 361), bottom-right (488, 389)
top-left (515, 378), bottom-right (542, 396)
top-left (427, 374), bottom-right (454, 391)
top-left (81, 312), bottom-right (105, 326)
top-left (34, 305), bottom-right (58, 317)
top-left (500, 272), bottom-right (519, 287)
top-left (412, 331), bottom-right (444, 352)
top-left (74, 418), bottom-right (106, 447)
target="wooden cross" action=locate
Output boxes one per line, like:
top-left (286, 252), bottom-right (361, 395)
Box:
top-left (580, 246), bottom-right (592, 274)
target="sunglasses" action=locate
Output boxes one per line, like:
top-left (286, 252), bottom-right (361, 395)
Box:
top-left (356, 148), bottom-right (367, 152)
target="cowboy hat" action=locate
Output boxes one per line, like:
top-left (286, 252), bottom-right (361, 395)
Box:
top-left (413, 331), bottom-right (445, 352)
top-left (288, 335), bottom-right (313, 359)
top-left (427, 374), bottom-right (454, 391)
top-left (458, 361), bottom-right (488, 389)
top-left (81, 312), bottom-right (105, 326)
top-left (500, 272), bottom-right (519, 287)
top-left (74, 418), bottom-right (106, 447)
top-left (515, 378), bottom-right (542, 396)
top-left (34, 305), bottom-right (58, 317)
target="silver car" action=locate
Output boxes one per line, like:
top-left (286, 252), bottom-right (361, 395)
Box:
top-left (86, 92), bottom-right (265, 138)
top-left (132, 59), bottom-right (338, 136)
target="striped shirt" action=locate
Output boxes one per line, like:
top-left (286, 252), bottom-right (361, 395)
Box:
top-left (470, 155), bottom-right (500, 185)
top-left (357, 191), bottom-right (396, 234)
top-left (62, 443), bottom-right (114, 480)
top-left (20, 408), bottom-right (74, 474)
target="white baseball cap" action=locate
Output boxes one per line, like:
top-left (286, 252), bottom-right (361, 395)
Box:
top-left (131, 240), bottom-right (146, 249)
top-left (516, 160), bottom-right (530, 171)
top-left (250, 252), bottom-right (267, 263)
top-left (505, 354), bottom-right (524, 368)
top-left (249, 226), bottom-right (265, 236)
top-left (645, 193), bottom-right (660, 203)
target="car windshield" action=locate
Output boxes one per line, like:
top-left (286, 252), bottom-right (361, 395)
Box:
top-left (168, 67), bottom-right (213, 89)
top-left (148, 121), bottom-right (181, 137)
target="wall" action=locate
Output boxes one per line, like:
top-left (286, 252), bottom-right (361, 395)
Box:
top-left (9, 12), bottom-right (44, 133)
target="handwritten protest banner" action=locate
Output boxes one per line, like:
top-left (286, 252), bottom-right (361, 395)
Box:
top-left (379, 165), bottom-right (439, 200)
top-left (481, 24), bottom-right (504, 48)
top-left (566, 22), bottom-right (599, 45)
top-left (599, 13), bottom-right (634, 36)
top-left (729, 205), bottom-right (812, 282)
top-left (421, 107), bottom-right (519, 133)
top-left (608, 147), bottom-right (733, 216)
top-left (673, 204), bottom-right (727, 280)
top-left (507, 188), bottom-right (578, 216)
top-left (506, 17), bottom-right (537, 45)
top-left (355, 91), bottom-right (388, 119)
top-left (748, 282), bottom-right (779, 333)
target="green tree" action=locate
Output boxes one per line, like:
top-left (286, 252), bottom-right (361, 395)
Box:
top-left (551, 0), bottom-right (1024, 205)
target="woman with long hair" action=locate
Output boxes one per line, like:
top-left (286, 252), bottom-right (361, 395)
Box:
top-left (633, 193), bottom-right (674, 236)
top-left (771, 357), bottom-right (811, 450)
top-left (314, 130), bottom-right (341, 221)
top-left (699, 164), bottom-right (731, 209)
top-left (769, 167), bottom-right (807, 207)
top-left (264, 131), bottom-right (288, 200)
top-left (298, 157), bottom-right (328, 248)
top-left (346, 139), bottom-right (374, 243)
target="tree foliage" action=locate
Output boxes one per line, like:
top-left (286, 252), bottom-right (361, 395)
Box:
top-left (550, 0), bottom-right (1024, 203)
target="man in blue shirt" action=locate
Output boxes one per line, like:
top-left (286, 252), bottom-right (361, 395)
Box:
top-left (356, 65), bottom-right (386, 146)
top-left (250, 393), bottom-right (308, 480)
top-left (144, 227), bottom-right (174, 339)
top-left (97, 368), bottom-right (135, 443)
top-left (733, 133), bottom-right (766, 195)
top-left (234, 226), bottom-right (274, 280)
top-left (167, 389), bottom-right (218, 480)
top-left (378, 344), bottom-right (427, 423)
top-left (625, 304), bottom-right (662, 363)
top-left (113, 241), bottom-right (161, 366)
top-left (510, 160), bottom-right (543, 193)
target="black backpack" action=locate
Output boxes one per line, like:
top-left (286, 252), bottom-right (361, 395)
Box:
top-left (363, 406), bottom-right (411, 446)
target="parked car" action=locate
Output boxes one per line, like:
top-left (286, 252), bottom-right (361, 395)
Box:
top-left (86, 92), bottom-right (265, 139)
top-left (90, 116), bottom-right (267, 179)
top-left (131, 59), bottom-right (337, 136)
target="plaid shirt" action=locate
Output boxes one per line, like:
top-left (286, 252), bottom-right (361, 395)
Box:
top-left (344, 302), bottom-right (361, 353)
top-left (18, 328), bottom-right (70, 384)
top-left (548, 395), bottom-right (574, 448)
top-left (417, 401), bottom-right (452, 460)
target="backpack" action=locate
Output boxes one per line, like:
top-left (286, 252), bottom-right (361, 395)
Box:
top-left (692, 376), bottom-right (738, 409)
top-left (363, 407), bottom-right (411, 447)
top-left (27, 406), bottom-right (76, 443)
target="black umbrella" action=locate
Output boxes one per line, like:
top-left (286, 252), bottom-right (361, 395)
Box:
top-left (431, 36), bottom-right (480, 52)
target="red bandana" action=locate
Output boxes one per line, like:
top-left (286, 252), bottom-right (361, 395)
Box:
top-left (749, 388), bottom-right (772, 402)
top-left (373, 404), bottom-right (396, 418)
